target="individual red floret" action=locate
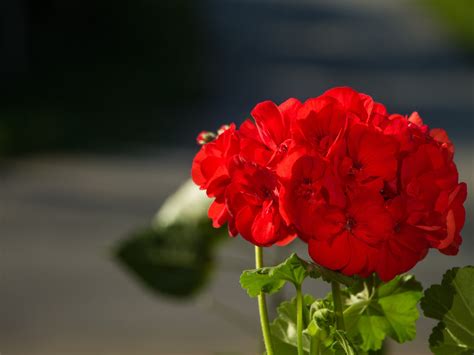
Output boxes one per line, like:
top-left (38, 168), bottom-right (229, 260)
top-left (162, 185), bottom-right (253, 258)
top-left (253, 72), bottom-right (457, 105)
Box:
top-left (226, 158), bottom-right (295, 246)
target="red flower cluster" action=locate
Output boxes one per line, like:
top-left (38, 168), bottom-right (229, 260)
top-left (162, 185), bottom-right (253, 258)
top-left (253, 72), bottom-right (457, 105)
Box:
top-left (191, 87), bottom-right (466, 281)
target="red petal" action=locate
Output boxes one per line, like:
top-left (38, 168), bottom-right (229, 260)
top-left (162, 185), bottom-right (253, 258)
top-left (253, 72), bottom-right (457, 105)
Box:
top-left (251, 101), bottom-right (287, 149)
top-left (234, 205), bottom-right (255, 243)
top-left (323, 87), bottom-right (367, 121)
top-left (308, 232), bottom-right (351, 270)
top-left (341, 237), bottom-right (369, 276)
top-left (275, 233), bottom-right (297, 246)
top-left (251, 200), bottom-right (279, 246)
top-left (191, 148), bottom-right (207, 186)
top-left (208, 200), bottom-right (229, 228)
top-left (279, 98), bottom-right (302, 123)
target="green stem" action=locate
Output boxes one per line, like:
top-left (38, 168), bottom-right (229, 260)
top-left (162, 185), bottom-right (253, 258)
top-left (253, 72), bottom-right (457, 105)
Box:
top-left (255, 246), bottom-right (274, 355)
top-left (310, 331), bottom-right (321, 355)
top-left (296, 284), bottom-right (304, 355)
top-left (331, 280), bottom-right (345, 330)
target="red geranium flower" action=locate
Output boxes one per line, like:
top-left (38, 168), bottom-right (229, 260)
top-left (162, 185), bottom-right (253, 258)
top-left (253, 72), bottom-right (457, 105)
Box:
top-left (191, 86), bottom-right (466, 281)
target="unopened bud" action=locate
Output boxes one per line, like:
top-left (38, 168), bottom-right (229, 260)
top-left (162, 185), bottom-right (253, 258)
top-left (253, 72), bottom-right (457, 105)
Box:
top-left (196, 131), bottom-right (216, 145)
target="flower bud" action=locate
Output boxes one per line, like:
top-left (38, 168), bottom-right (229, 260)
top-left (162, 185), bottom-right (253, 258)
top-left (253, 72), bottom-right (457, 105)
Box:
top-left (196, 131), bottom-right (216, 145)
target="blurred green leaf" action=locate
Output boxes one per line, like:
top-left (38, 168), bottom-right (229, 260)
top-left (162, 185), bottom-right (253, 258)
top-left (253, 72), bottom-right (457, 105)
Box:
top-left (115, 221), bottom-right (225, 298)
top-left (421, 266), bottom-right (474, 355)
top-left (114, 179), bottom-right (228, 299)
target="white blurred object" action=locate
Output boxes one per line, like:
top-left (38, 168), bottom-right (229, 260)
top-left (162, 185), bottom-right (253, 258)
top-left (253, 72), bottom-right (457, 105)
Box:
top-left (152, 179), bottom-right (212, 229)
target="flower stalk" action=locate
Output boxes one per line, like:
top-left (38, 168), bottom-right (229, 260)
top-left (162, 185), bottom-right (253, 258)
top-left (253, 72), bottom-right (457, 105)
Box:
top-left (296, 284), bottom-right (304, 355)
top-left (331, 280), bottom-right (345, 330)
top-left (255, 246), bottom-right (275, 355)
top-left (310, 332), bottom-right (321, 355)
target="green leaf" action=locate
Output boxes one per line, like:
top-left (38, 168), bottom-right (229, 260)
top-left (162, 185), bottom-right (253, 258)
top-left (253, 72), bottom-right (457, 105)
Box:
top-left (240, 254), bottom-right (358, 298)
top-left (427, 322), bottom-right (473, 355)
top-left (272, 295), bottom-right (358, 355)
top-left (317, 265), bottom-right (356, 287)
top-left (271, 336), bottom-right (301, 355)
top-left (421, 266), bottom-right (474, 355)
top-left (272, 253), bottom-right (312, 285)
top-left (305, 318), bottom-right (357, 354)
top-left (239, 269), bottom-right (286, 297)
top-left (114, 179), bottom-right (228, 299)
top-left (343, 274), bottom-right (423, 351)
top-left (309, 299), bottom-right (336, 332)
top-left (114, 220), bottom-right (225, 298)
top-left (271, 294), bottom-right (315, 352)
top-left (240, 253), bottom-right (312, 297)
top-left (333, 330), bottom-right (357, 355)
top-left (309, 263), bottom-right (357, 287)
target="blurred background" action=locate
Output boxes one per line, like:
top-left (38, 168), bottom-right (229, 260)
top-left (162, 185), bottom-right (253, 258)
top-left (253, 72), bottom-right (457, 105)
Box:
top-left (0, 0), bottom-right (472, 354)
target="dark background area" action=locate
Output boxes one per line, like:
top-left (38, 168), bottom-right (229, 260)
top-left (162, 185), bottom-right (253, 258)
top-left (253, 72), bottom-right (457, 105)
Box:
top-left (0, 1), bottom-right (472, 354)
top-left (0, 0), bottom-right (207, 154)
top-left (0, 0), bottom-right (472, 156)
